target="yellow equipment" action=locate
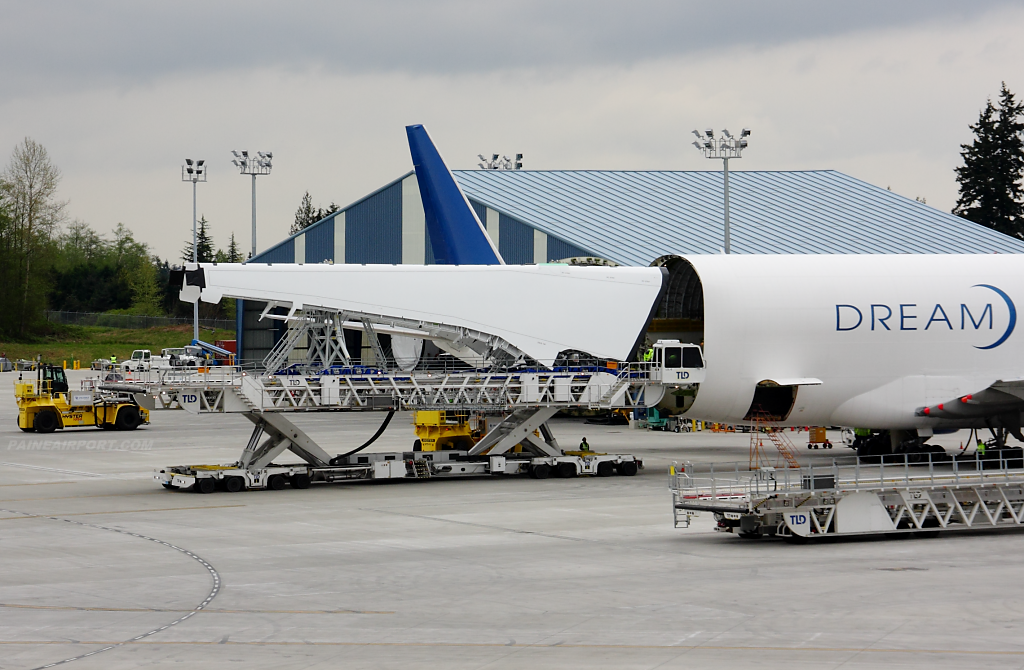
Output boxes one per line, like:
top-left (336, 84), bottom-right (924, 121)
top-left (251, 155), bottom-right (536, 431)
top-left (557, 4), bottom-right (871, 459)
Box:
top-left (15, 364), bottom-right (149, 434)
top-left (412, 410), bottom-right (488, 451)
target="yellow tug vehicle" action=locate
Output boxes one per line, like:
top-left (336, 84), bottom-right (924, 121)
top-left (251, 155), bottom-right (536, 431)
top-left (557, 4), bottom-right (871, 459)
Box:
top-left (412, 410), bottom-right (487, 451)
top-left (15, 365), bottom-right (149, 433)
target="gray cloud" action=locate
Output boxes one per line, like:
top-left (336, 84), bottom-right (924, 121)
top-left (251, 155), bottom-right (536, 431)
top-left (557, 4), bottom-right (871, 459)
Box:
top-left (0, 0), bottom-right (1015, 97)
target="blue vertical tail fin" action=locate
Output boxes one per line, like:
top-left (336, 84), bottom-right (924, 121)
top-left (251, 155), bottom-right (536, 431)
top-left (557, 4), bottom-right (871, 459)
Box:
top-left (406, 124), bottom-right (503, 265)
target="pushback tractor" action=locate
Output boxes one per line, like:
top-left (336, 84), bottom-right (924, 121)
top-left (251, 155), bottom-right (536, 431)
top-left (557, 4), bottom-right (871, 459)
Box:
top-left (16, 364), bottom-right (149, 433)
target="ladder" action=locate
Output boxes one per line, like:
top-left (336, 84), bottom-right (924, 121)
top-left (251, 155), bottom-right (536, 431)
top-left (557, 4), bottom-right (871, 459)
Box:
top-left (748, 410), bottom-right (800, 469)
top-left (412, 459), bottom-right (431, 478)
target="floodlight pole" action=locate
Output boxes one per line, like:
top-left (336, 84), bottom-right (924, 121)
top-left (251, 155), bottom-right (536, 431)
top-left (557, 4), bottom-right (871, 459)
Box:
top-left (723, 157), bottom-right (731, 254)
top-left (692, 129), bottom-right (750, 254)
top-left (231, 150), bottom-right (273, 258)
top-left (182, 159), bottom-right (207, 342)
top-left (251, 174), bottom-right (257, 259)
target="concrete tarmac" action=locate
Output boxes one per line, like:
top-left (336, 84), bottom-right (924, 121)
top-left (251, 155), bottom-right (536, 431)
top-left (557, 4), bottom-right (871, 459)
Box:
top-left (2, 369), bottom-right (1024, 669)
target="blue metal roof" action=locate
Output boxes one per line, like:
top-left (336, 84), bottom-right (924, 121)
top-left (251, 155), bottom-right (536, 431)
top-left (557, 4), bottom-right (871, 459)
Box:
top-left (451, 170), bottom-right (1024, 265)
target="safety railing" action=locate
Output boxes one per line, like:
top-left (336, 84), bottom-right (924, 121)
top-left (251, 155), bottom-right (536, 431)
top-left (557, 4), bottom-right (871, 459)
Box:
top-left (671, 451), bottom-right (1024, 502)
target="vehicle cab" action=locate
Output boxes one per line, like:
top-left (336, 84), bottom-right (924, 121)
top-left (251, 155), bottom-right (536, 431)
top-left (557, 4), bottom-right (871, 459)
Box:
top-left (122, 349), bottom-right (152, 372)
top-left (649, 340), bottom-right (705, 385)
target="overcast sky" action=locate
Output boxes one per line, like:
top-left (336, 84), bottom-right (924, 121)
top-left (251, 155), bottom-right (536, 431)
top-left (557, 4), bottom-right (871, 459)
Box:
top-left (2, 1), bottom-right (1023, 260)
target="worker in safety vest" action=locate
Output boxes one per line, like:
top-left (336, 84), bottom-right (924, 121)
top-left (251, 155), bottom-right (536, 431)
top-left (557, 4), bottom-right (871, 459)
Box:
top-left (643, 348), bottom-right (653, 362)
top-left (580, 437), bottom-right (590, 451)
top-left (977, 439), bottom-right (986, 456)
top-left (110, 355), bottom-right (117, 364)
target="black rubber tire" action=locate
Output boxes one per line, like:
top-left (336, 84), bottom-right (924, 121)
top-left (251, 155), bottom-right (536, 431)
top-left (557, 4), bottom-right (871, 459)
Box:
top-left (115, 405), bottom-right (141, 431)
top-left (290, 473), bottom-right (312, 489)
top-left (413, 439), bottom-right (422, 452)
top-left (268, 474), bottom-right (287, 491)
top-left (33, 411), bottom-right (59, 434)
top-left (596, 460), bottom-right (615, 477)
top-left (224, 477), bottom-right (244, 493)
top-left (617, 461), bottom-right (639, 476)
top-left (195, 478), bottom-right (216, 494)
top-left (555, 462), bottom-right (578, 478)
top-left (531, 464), bottom-right (552, 480)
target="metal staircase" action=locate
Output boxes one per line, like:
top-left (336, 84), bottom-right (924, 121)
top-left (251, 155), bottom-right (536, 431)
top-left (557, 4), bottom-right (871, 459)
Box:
top-left (748, 410), bottom-right (800, 469)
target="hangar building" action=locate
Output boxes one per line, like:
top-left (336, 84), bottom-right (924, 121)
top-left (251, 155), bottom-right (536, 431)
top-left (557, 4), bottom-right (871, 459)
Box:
top-left (237, 169), bottom-right (1024, 364)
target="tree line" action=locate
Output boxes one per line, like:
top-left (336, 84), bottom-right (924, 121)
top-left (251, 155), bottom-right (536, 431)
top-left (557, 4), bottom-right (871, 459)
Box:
top-left (0, 139), bottom-right (242, 340)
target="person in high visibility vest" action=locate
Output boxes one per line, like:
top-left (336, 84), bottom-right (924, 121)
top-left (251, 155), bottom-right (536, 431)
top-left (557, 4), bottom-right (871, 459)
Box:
top-left (643, 348), bottom-right (653, 362)
top-left (110, 355), bottom-right (117, 364)
top-left (977, 439), bottom-right (986, 456)
top-left (580, 437), bottom-right (590, 451)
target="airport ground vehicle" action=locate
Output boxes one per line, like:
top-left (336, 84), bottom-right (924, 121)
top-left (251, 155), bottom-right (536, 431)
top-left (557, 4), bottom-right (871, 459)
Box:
top-left (670, 452), bottom-right (1024, 539)
top-left (122, 349), bottom-right (154, 373)
top-left (145, 339), bottom-right (701, 492)
top-left (15, 365), bottom-right (149, 433)
top-left (412, 409), bottom-right (487, 451)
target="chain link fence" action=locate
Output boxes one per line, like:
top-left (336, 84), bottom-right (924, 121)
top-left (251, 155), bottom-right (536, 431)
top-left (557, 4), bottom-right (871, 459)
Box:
top-left (45, 310), bottom-right (235, 332)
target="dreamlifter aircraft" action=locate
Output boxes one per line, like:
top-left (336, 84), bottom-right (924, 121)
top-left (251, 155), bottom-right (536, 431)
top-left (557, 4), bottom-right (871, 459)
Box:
top-left (180, 125), bottom-right (1024, 459)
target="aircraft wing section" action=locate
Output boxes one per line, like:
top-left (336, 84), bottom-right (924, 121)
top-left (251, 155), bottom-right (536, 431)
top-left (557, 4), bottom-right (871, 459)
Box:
top-left (181, 263), bottom-right (667, 366)
top-left (916, 380), bottom-right (1024, 440)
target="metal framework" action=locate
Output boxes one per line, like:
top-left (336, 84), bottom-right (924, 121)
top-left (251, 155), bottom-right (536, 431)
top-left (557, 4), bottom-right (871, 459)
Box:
top-left (670, 454), bottom-right (1024, 538)
top-left (138, 364), bottom-right (656, 415)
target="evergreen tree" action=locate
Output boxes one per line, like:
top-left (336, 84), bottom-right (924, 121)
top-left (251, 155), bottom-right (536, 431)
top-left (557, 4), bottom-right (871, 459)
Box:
top-left (226, 233), bottom-right (243, 263)
top-left (291, 191), bottom-right (340, 235)
top-left (181, 215), bottom-right (215, 263)
top-left (291, 191), bottom-right (316, 235)
top-left (954, 82), bottom-right (1024, 239)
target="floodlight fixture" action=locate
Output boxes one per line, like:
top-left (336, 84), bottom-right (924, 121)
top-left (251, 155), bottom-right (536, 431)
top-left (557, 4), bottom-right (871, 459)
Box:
top-left (692, 130), bottom-right (702, 139)
top-left (477, 152), bottom-right (524, 170)
top-left (690, 127), bottom-right (752, 254)
top-left (181, 157), bottom-right (207, 340)
top-left (231, 149), bottom-right (274, 258)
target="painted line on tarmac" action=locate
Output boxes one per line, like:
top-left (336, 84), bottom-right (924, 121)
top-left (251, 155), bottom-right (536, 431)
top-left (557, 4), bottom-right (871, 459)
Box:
top-left (0, 504), bottom-right (245, 520)
top-left (0, 463), bottom-right (105, 477)
top-left (0, 603), bottom-right (391, 615)
top-left (0, 507), bottom-right (221, 670)
top-left (362, 507), bottom-right (591, 543)
top-left (0, 482), bottom-right (75, 488)
top-left (0, 639), bottom-right (1023, 656)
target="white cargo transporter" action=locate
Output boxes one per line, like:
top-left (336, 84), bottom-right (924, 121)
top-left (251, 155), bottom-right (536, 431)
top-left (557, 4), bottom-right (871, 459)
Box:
top-left (669, 454), bottom-right (1024, 539)
top-left (152, 263), bottom-right (705, 492)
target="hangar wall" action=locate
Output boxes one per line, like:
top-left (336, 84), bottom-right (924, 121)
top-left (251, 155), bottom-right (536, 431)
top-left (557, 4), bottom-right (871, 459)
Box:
top-left (239, 172), bottom-right (590, 364)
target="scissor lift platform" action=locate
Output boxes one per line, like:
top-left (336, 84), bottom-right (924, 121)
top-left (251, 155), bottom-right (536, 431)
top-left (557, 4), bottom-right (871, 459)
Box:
top-left (670, 454), bottom-right (1024, 539)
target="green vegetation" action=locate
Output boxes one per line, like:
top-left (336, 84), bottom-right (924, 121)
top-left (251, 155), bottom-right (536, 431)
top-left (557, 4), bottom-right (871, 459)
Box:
top-left (0, 137), bottom-right (240, 342)
top-left (0, 324), bottom-right (235, 366)
top-left (955, 82), bottom-right (1024, 238)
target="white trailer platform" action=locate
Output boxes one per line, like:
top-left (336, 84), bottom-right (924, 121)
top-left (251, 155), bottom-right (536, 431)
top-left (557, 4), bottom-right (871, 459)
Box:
top-left (670, 453), bottom-right (1024, 539)
top-left (130, 341), bottom-right (704, 492)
